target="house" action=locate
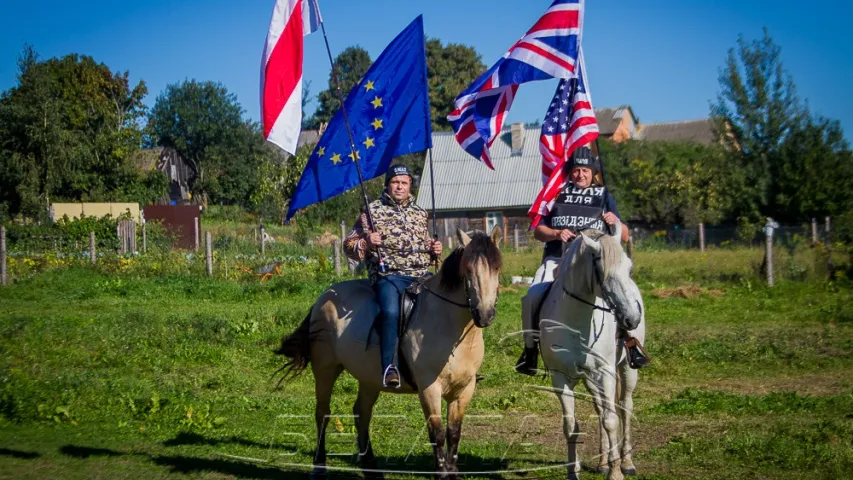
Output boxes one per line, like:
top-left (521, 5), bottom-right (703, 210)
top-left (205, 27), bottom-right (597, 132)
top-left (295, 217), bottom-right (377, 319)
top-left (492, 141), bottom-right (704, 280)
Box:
top-left (416, 123), bottom-right (542, 243)
top-left (634, 118), bottom-right (716, 145)
top-left (133, 147), bottom-right (195, 204)
top-left (595, 106), bottom-right (639, 143)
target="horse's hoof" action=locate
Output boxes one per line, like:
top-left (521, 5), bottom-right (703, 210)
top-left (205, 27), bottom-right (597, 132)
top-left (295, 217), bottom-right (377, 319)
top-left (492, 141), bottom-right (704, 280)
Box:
top-left (596, 466), bottom-right (610, 475)
top-left (621, 466), bottom-right (637, 476)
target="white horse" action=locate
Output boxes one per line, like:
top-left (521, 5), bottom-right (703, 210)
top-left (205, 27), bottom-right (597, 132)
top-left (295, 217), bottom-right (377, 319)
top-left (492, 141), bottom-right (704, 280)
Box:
top-left (537, 224), bottom-right (645, 480)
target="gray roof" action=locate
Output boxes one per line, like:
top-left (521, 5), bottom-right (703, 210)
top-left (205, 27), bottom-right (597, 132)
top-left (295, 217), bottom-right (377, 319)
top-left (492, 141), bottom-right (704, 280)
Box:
top-left (416, 128), bottom-right (543, 212)
top-left (635, 119), bottom-right (716, 145)
top-left (595, 108), bottom-right (621, 135)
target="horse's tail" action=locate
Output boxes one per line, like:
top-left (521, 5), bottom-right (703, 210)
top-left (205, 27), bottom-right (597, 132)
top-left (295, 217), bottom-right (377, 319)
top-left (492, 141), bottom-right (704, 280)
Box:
top-left (273, 309), bottom-right (313, 386)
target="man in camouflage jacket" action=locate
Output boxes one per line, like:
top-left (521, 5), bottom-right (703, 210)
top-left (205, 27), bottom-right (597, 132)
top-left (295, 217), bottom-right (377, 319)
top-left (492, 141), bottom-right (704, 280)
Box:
top-left (344, 164), bottom-right (442, 388)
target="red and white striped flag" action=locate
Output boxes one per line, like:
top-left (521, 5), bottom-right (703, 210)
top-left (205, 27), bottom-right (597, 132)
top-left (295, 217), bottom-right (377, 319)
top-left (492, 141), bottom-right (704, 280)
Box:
top-left (261, 0), bottom-right (321, 154)
top-left (528, 48), bottom-right (599, 227)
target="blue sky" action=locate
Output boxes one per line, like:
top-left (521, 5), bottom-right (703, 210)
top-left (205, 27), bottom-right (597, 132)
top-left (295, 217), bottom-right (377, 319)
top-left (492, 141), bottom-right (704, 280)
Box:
top-left (2, 0), bottom-right (852, 139)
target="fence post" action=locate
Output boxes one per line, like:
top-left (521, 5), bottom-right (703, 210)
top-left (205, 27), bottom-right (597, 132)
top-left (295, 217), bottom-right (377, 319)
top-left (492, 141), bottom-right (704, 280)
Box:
top-left (627, 236), bottom-right (634, 259)
top-left (334, 239), bottom-right (342, 275)
top-left (447, 236), bottom-right (453, 250)
top-left (513, 224), bottom-right (520, 252)
top-left (825, 216), bottom-right (833, 280)
top-left (698, 222), bottom-right (705, 253)
top-left (811, 217), bottom-right (818, 246)
top-left (766, 231), bottom-right (774, 287)
top-left (340, 220), bottom-right (346, 249)
top-left (90, 231), bottom-right (96, 265)
top-left (260, 224), bottom-right (266, 256)
top-left (205, 232), bottom-right (213, 277)
top-left (142, 223), bottom-right (147, 254)
top-left (194, 217), bottom-right (200, 252)
top-left (1, 225), bottom-right (6, 286)
top-left (764, 219), bottom-right (778, 287)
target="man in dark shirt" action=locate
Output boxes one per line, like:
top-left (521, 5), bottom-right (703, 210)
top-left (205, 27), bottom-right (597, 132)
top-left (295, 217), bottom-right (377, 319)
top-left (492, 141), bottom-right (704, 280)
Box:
top-left (515, 147), bottom-right (649, 375)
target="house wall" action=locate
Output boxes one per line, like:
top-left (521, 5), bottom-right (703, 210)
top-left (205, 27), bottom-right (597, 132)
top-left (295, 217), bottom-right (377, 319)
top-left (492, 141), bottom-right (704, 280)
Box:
top-left (50, 203), bottom-right (142, 223)
top-left (432, 208), bottom-right (541, 248)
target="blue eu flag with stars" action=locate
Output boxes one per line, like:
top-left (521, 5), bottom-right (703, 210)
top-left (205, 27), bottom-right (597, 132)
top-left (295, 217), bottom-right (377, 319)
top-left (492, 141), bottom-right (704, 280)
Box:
top-left (286, 16), bottom-right (432, 220)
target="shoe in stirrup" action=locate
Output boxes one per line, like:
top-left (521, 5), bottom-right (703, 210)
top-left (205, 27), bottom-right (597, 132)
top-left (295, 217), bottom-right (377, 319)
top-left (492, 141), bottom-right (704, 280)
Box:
top-left (382, 365), bottom-right (401, 388)
top-left (626, 339), bottom-right (650, 369)
top-left (514, 346), bottom-right (539, 376)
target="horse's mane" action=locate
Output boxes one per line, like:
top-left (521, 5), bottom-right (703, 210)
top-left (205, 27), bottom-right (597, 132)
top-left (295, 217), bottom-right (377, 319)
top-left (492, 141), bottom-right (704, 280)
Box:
top-left (439, 232), bottom-right (503, 290)
top-left (577, 230), bottom-right (624, 280)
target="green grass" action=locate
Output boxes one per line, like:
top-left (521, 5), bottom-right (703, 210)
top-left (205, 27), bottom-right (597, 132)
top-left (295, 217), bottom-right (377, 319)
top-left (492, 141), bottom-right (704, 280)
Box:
top-left (1, 247), bottom-right (852, 479)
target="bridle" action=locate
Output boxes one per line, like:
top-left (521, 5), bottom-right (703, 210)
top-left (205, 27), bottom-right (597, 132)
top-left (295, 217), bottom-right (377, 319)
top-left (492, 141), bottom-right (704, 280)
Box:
top-left (561, 250), bottom-right (615, 343)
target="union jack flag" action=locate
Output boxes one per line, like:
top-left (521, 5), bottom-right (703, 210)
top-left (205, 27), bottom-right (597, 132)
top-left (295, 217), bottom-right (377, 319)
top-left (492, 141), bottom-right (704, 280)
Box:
top-left (529, 49), bottom-right (599, 227)
top-left (448, 0), bottom-right (585, 169)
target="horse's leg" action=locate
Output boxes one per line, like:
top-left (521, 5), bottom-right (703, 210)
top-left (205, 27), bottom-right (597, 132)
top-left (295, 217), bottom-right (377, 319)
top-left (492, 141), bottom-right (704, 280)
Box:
top-left (617, 362), bottom-right (638, 476)
top-left (418, 384), bottom-right (448, 478)
top-left (353, 383), bottom-right (382, 479)
top-left (444, 380), bottom-right (476, 477)
top-left (551, 372), bottom-right (581, 480)
top-left (311, 361), bottom-right (343, 479)
top-left (584, 372), bottom-right (623, 480)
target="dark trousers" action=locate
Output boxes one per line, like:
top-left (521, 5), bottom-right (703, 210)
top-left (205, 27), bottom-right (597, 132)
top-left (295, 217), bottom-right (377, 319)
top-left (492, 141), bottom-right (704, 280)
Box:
top-left (374, 275), bottom-right (417, 373)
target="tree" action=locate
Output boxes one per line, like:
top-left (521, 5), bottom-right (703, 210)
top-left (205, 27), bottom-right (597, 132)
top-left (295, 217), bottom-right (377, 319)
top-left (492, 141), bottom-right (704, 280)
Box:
top-left (712, 28), bottom-right (852, 223)
top-left (146, 80), bottom-right (265, 207)
top-left (312, 46), bottom-right (372, 126)
top-left (711, 28), bottom-right (804, 220)
top-left (426, 38), bottom-right (487, 131)
top-left (0, 47), bottom-right (153, 218)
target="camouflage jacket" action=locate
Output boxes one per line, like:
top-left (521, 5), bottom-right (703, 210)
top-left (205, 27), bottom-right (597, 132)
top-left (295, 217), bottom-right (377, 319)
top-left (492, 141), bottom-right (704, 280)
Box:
top-left (344, 192), bottom-right (432, 282)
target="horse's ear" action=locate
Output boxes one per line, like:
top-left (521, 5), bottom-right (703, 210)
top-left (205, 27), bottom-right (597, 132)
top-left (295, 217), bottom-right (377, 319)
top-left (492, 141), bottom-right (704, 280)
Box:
top-left (581, 231), bottom-right (601, 253)
top-left (490, 226), bottom-right (502, 247)
top-left (611, 220), bottom-right (623, 241)
top-left (456, 228), bottom-right (472, 247)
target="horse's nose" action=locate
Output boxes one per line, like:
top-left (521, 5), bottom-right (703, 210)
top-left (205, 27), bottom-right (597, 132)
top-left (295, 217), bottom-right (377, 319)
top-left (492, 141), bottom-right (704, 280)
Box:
top-left (478, 307), bottom-right (495, 327)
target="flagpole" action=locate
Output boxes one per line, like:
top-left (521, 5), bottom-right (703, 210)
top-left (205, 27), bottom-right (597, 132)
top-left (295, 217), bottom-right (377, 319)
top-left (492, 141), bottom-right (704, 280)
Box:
top-left (315, 7), bottom-right (377, 231)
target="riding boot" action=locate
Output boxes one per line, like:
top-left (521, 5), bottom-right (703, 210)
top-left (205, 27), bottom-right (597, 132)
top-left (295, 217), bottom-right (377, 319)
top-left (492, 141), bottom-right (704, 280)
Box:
top-left (625, 336), bottom-right (650, 369)
top-left (514, 344), bottom-right (539, 376)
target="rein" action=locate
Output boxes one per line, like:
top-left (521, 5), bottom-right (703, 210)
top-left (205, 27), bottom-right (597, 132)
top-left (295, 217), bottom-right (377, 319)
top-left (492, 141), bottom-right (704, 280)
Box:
top-left (560, 252), bottom-right (614, 343)
top-left (422, 284), bottom-right (470, 309)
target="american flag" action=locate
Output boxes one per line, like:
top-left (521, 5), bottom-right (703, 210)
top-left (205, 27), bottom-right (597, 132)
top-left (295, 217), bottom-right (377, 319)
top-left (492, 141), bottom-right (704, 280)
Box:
top-left (529, 49), bottom-right (599, 226)
top-left (448, 0), bottom-right (585, 169)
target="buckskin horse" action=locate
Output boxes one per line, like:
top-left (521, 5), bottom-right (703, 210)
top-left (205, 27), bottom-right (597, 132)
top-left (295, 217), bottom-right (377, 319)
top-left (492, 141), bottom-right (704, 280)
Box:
top-left (275, 228), bottom-right (503, 479)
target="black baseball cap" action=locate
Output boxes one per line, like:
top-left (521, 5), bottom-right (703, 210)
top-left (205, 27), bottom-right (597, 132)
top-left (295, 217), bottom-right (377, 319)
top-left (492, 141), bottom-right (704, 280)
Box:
top-left (385, 164), bottom-right (413, 184)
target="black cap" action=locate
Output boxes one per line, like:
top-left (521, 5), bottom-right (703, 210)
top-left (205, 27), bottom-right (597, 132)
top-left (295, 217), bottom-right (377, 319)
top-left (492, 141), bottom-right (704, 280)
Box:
top-left (385, 164), bottom-right (413, 185)
top-left (568, 146), bottom-right (599, 173)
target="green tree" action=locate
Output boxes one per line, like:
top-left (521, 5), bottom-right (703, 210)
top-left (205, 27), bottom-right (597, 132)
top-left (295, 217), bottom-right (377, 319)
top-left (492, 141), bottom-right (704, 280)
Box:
top-left (312, 46), bottom-right (372, 126)
top-left (146, 80), bottom-right (266, 207)
top-left (426, 38), bottom-right (487, 131)
top-left (712, 28), bottom-right (852, 223)
top-left (0, 46), bottom-right (153, 218)
top-left (711, 28), bottom-right (804, 220)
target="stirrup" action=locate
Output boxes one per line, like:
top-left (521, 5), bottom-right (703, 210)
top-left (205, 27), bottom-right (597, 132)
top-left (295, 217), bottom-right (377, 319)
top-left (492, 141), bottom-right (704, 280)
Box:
top-left (382, 365), bottom-right (401, 389)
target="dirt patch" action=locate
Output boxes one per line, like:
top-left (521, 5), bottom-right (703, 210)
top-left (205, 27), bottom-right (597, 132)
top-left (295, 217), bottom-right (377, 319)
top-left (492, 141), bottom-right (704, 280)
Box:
top-left (500, 286), bottom-right (520, 294)
top-left (315, 231), bottom-right (339, 247)
top-left (651, 286), bottom-right (724, 300)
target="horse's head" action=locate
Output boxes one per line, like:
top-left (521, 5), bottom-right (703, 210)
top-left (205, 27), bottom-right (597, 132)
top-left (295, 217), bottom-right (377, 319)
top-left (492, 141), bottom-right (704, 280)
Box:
top-left (576, 223), bottom-right (643, 331)
top-left (439, 228), bottom-right (503, 328)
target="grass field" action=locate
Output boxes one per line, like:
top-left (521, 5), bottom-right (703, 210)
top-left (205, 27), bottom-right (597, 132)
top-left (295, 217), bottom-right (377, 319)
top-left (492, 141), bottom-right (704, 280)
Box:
top-left (1, 245), bottom-right (852, 479)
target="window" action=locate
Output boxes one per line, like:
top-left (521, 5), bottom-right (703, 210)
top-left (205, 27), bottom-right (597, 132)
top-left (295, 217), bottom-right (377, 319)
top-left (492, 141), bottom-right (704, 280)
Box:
top-left (486, 212), bottom-right (503, 234)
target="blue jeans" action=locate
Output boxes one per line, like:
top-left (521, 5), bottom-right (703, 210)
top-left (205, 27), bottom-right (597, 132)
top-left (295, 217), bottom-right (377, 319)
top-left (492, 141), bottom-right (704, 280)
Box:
top-left (374, 275), bottom-right (417, 373)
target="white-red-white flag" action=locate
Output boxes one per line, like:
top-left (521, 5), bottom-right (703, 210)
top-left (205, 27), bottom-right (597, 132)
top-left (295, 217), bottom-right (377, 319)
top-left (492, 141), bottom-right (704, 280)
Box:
top-left (261, 0), bottom-right (321, 154)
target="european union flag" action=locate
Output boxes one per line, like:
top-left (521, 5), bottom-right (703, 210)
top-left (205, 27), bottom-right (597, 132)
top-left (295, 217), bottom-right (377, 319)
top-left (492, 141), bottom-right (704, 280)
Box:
top-left (286, 16), bottom-right (432, 220)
